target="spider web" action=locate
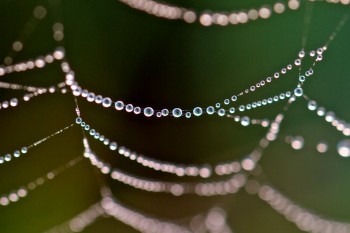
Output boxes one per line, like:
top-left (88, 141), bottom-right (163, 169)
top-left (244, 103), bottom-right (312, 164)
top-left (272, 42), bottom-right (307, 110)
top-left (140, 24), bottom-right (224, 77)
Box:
top-left (0, 0), bottom-right (350, 233)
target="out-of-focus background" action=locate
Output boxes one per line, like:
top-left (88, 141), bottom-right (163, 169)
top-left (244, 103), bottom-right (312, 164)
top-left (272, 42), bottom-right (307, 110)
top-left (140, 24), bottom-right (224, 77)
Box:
top-left (0, 0), bottom-right (350, 232)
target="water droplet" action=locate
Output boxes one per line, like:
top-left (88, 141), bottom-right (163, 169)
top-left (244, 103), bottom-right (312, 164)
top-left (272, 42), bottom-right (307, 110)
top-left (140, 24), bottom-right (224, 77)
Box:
top-left (109, 142), bottom-right (118, 151)
top-left (241, 116), bottom-right (250, 126)
top-left (102, 98), bottom-right (112, 108)
top-left (76, 117), bottom-right (82, 124)
top-left (325, 111), bottom-right (335, 122)
top-left (125, 104), bottom-right (134, 112)
top-left (193, 107), bottom-right (203, 116)
top-left (13, 151), bottom-right (20, 158)
top-left (161, 109), bottom-right (169, 116)
top-left (185, 112), bottom-right (191, 118)
top-left (21, 147), bottom-right (28, 154)
top-left (89, 129), bottom-right (95, 136)
top-left (239, 105), bottom-right (245, 112)
top-left (274, 72), bottom-right (280, 78)
top-left (231, 95), bottom-right (237, 101)
top-left (80, 122), bottom-right (86, 127)
top-left (294, 87), bottom-right (303, 97)
top-left (84, 125), bottom-right (90, 131)
top-left (224, 99), bottom-right (230, 105)
top-left (172, 108), bottom-right (183, 118)
top-left (294, 59), bottom-right (301, 66)
top-left (4, 154), bottom-right (11, 161)
top-left (309, 50), bottom-right (316, 57)
top-left (156, 112), bottom-right (162, 117)
top-left (95, 95), bottom-right (103, 104)
top-left (10, 98), bottom-right (18, 107)
top-left (317, 107), bottom-right (325, 116)
top-left (103, 138), bottom-right (110, 145)
top-left (0, 157), bottom-right (3, 164)
top-left (134, 107), bottom-right (141, 114)
top-left (291, 136), bottom-right (304, 150)
top-left (337, 139), bottom-right (350, 157)
top-left (87, 92), bottom-right (95, 102)
top-left (316, 142), bottom-right (328, 153)
top-left (144, 107), bottom-right (154, 117)
top-left (217, 109), bottom-right (225, 116)
top-left (266, 77), bottom-right (272, 82)
top-left (307, 101), bottom-right (317, 111)
top-left (299, 75), bottom-right (305, 82)
top-left (206, 106), bottom-right (215, 115)
top-left (229, 107), bottom-right (235, 114)
top-left (298, 50), bottom-right (305, 58)
top-left (215, 103), bottom-right (221, 108)
top-left (114, 101), bottom-right (124, 110)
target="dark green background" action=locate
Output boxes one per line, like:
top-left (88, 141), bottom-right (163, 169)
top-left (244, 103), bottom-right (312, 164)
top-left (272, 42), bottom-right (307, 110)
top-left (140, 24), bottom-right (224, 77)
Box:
top-left (0, 0), bottom-right (350, 232)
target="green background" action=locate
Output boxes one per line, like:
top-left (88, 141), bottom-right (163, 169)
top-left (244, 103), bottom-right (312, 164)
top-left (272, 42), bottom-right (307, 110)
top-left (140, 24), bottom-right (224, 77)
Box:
top-left (0, 0), bottom-right (350, 232)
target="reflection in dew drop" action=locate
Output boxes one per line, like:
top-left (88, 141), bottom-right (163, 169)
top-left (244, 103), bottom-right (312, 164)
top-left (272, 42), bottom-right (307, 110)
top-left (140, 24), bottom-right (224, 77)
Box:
top-left (337, 139), bottom-right (350, 157)
top-left (291, 136), bottom-right (304, 150)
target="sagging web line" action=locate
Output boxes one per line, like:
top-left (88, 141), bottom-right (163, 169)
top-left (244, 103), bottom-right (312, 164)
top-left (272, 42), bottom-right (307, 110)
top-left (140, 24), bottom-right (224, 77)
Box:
top-left (2, 0), bottom-right (345, 233)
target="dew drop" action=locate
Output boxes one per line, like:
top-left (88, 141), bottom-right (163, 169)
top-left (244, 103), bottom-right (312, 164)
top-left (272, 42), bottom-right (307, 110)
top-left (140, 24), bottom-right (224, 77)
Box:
top-left (239, 105), bottom-right (245, 112)
top-left (206, 106), bottom-right (215, 115)
top-left (21, 147), bottom-right (28, 154)
top-left (109, 142), bottom-right (118, 151)
top-left (337, 139), bottom-right (350, 157)
top-left (114, 101), bottom-right (124, 110)
top-left (294, 87), bottom-right (303, 97)
top-left (291, 136), bottom-right (304, 150)
top-left (317, 141), bottom-right (328, 153)
top-left (95, 95), bottom-right (103, 104)
top-left (215, 103), bottom-right (221, 108)
top-left (102, 98), bottom-right (112, 108)
top-left (193, 107), bottom-right (203, 116)
top-left (76, 117), bottom-right (82, 124)
top-left (10, 98), bottom-right (18, 107)
top-left (307, 101), bottom-right (317, 111)
top-left (134, 107), bottom-right (141, 114)
top-left (299, 75), bottom-right (305, 82)
top-left (229, 107), bottom-right (235, 114)
top-left (172, 108), bottom-right (183, 118)
top-left (125, 104), bottom-right (134, 112)
top-left (160, 109), bottom-right (168, 117)
top-left (89, 129), bottom-right (95, 136)
top-left (224, 99), bottom-right (230, 105)
top-left (218, 109), bottom-right (225, 116)
top-left (241, 116), bottom-right (250, 126)
top-left (144, 107), bottom-right (154, 117)
top-left (185, 112), bottom-right (191, 118)
top-left (13, 151), bottom-right (20, 158)
top-left (231, 95), bottom-right (237, 101)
